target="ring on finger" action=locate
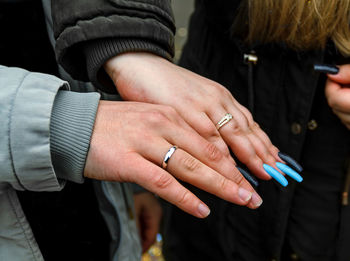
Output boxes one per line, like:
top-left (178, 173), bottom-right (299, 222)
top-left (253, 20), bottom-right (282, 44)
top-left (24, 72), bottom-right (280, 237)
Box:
top-left (216, 113), bottom-right (233, 130)
top-left (162, 146), bottom-right (178, 169)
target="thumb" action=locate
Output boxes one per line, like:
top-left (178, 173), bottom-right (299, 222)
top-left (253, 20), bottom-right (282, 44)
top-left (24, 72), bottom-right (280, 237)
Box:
top-left (327, 64), bottom-right (350, 85)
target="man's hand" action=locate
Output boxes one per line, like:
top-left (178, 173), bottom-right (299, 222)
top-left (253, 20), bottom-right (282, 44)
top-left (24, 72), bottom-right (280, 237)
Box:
top-left (134, 192), bottom-right (162, 253)
top-left (325, 64), bottom-right (350, 129)
top-left (84, 101), bottom-right (263, 219)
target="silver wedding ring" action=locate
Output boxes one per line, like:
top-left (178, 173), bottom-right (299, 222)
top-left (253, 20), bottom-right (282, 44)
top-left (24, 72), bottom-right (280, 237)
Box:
top-left (162, 146), bottom-right (178, 169)
top-left (216, 113), bottom-right (233, 130)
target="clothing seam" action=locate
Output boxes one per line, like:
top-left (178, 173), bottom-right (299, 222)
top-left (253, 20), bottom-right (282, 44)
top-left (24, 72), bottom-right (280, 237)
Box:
top-left (8, 72), bottom-right (29, 191)
top-left (6, 190), bottom-right (39, 261)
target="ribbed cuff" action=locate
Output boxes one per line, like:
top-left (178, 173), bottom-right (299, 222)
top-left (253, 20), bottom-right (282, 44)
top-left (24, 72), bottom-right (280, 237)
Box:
top-left (50, 90), bottom-right (100, 183)
top-left (84, 38), bottom-right (173, 94)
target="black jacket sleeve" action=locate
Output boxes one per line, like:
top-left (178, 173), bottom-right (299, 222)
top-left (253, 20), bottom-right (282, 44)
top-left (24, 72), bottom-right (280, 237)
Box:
top-left (52, 0), bottom-right (175, 93)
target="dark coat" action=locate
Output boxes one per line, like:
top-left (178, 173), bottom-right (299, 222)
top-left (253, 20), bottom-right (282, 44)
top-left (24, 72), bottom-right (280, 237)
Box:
top-left (162, 1), bottom-right (350, 261)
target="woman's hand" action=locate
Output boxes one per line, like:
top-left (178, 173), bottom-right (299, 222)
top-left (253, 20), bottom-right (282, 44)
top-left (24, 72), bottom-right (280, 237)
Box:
top-left (104, 53), bottom-right (282, 179)
top-left (84, 101), bottom-right (263, 219)
top-left (325, 64), bottom-right (350, 129)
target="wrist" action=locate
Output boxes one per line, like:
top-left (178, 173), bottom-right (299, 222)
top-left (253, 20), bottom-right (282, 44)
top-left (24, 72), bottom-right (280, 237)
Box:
top-left (104, 52), bottom-right (165, 83)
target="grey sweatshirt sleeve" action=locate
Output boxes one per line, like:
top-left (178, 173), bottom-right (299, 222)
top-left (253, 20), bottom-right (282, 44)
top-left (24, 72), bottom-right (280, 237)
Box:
top-left (50, 90), bottom-right (100, 183)
top-left (0, 65), bottom-right (100, 191)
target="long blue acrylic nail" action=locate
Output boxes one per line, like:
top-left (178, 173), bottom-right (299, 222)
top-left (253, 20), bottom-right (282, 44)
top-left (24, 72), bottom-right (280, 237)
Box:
top-left (313, 64), bottom-right (339, 75)
top-left (276, 162), bottom-right (303, 183)
top-left (237, 166), bottom-right (259, 187)
top-left (278, 152), bottom-right (303, 172)
top-left (263, 164), bottom-right (288, 187)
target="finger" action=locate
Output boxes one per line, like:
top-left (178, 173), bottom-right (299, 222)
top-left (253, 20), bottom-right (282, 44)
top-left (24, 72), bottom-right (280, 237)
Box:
top-left (235, 102), bottom-right (281, 161)
top-left (209, 107), bottom-right (271, 179)
top-left (163, 123), bottom-right (264, 208)
top-left (166, 148), bottom-right (257, 206)
top-left (325, 80), bottom-right (350, 112)
top-left (332, 109), bottom-right (350, 129)
top-left (246, 131), bottom-right (281, 173)
top-left (129, 154), bottom-right (211, 218)
top-left (176, 107), bottom-right (231, 157)
top-left (327, 64), bottom-right (350, 85)
top-left (139, 137), bottom-right (261, 208)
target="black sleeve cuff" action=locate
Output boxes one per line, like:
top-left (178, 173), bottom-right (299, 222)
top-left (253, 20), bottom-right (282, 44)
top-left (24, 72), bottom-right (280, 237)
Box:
top-left (84, 38), bottom-right (173, 94)
top-left (50, 90), bottom-right (100, 183)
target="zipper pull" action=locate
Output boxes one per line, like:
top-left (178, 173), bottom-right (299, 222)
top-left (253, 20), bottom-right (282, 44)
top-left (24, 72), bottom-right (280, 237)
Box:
top-left (244, 52), bottom-right (258, 65)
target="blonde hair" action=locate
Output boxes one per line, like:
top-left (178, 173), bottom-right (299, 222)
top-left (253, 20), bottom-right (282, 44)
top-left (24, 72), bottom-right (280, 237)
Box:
top-left (234, 0), bottom-right (350, 56)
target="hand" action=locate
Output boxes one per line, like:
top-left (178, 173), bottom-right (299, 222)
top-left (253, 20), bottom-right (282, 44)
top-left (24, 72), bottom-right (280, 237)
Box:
top-left (84, 101), bottom-right (263, 219)
top-left (134, 192), bottom-right (162, 253)
top-left (104, 53), bottom-right (282, 179)
top-left (325, 64), bottom-right (350, 129)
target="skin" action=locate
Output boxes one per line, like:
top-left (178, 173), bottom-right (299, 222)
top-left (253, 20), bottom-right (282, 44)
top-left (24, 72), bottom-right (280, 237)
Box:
top-left (84, 101), bottom-right (263, 220)
top-left (134, 192), bottom-right (162, 253)
top-left (104, 52), bottom-right (283, 179)
top-left (97, 53), bottom-right (290, 247)
top-left (326, 64), bottom-right (350, 129)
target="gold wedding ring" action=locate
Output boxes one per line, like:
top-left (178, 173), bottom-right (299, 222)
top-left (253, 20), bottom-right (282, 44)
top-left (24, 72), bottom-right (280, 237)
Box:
top-left (162, 146), bottom-right (178, 169)
top-left (216, 113), bottom-right (233, 130)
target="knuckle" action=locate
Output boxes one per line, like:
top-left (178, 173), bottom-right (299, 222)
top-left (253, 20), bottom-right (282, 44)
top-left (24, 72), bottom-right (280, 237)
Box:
top-left (231, 114), bottom-right (250, 135)
top-left (219, 177), bottom-right (230, 191)
top-left (232, 172), bottom-right (245, 186)
top-left (243, 109), bottom-right (254, 123)
top-left (240, 114), bottom-right (250, 131)
top-left (201, 122), bottom-right (219, 138)
top-left (269, 145), bottom-right (279, 155)
top-left (180, 155), bottom-right (202, 172)
top-left (252, 121), bottom-right (261, 130)
top-left (231, 121), bottom-right (244, 136)
top-left (217, 84), bottom-right (230, 96)
top-left (177, 190), bottom-right (192, 206)
top-left (152, 173), bottom-right (173, 190)
top-left (208, 83), bottom-right (228, 100)
top-left (204, 142), bottom-right (223, 162)
top-left (148, 110), bottom-right (169, 125)
top-left (266, 155), bottom-right (276, 164)
top-left (247, 117), bottom-right (257, 130)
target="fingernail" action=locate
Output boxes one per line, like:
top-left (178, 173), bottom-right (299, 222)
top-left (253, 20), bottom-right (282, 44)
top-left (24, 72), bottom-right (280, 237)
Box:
top-left (238, 187), bottom-right (253, 202)
top-left (198, 203), bottom-right (211, 218)
top-left (252, 192), bottom-right (263, 208)
top-left (313, 64), bottom-right (339, 75)
top-left (278, 152), bottom-right (303, 172)
top-left (237, 166), bottom-right (259, 187)
top-left (276, 162), bottom-right (303, 183)
top-left (263, 164), bottom-right (288, 187)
